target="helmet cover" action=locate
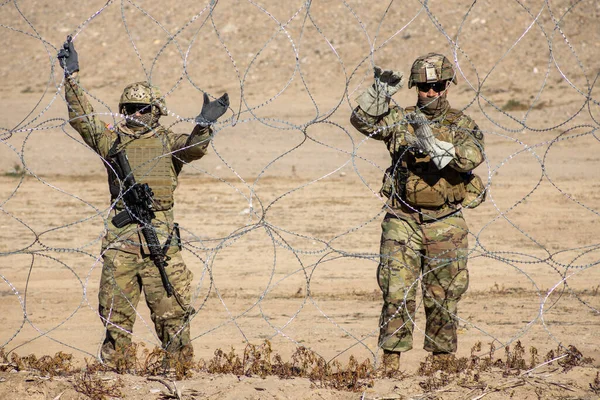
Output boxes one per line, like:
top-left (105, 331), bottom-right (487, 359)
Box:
top-left (408, 53), bottom-right (457, 89)
top-left (118, 81), bottom-right (168, 116)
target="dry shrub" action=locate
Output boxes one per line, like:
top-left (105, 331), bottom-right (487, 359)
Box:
top-left (503, 99), bottom-right (528, 111)
top-left (242, 340), bottom-right (274, 377)
top-left (109, 343), bottom-right (139, 374)
top-left (1, 340), bottom-right (593, 395)
top-left (108, 343), bottom-right (196, 380)
top-left (77, 343), bottom-right (193, 380)
top-left (419, 370), bottom-right (453, 392)
top-left (502, 99), bottom-right (548, 111)
top-left (555, 345), bottom-right (593, 372)
top-left (417, 353), bottom-right (462, 391)
top-left (1, 350), bottom-right (74, 377)
top-left (0, 347), bottom-right (8, 371)
top-left (73, 361), bottom-right (123, 400)
top-left (319, 359), bottom-right (371, 389)
top-left (415, 340), bottom-right (584, 392)
top-left (529, 345), bottom-right (539, 368)
top-left (590, 371), bottom-right (600, 395)
top-left (503, 340), bottom-right (527, 376)
top-left (206, 346), bottom-right (243, 375)
top-left (314, 356), bottom-right (374, 391)
top-left (139, 345), bottom-right (169, 376)
top-left (203, 341), bottom-right (373, 391)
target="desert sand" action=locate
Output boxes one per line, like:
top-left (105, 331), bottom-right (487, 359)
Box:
top-left (1, 0), bottom-right (599, 398)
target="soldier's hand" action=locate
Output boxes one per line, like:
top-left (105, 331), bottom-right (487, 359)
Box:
top-left (407, 111), bottom-right (455, 169)
top-left (195, 92), bottom-right (229, 127)
top-left (356, 66), bottom-right (404, 117)
top-left (374, 66), bottom-right (404, 97)
top-left (57, 35), bottom-right (79, 77)
top-left (407, 110), bottom-right (435, 147)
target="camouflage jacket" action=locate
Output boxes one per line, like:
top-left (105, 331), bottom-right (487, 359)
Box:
top-left (65, 73), bottom-right (212, 253)
top-left (350, 105), bottom-right (484, 222)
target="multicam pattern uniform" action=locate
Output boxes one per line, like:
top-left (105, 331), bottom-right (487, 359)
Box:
top-left (65, 75), bottom-right (212, 361)
top-left (350, 105), bottom-right (484, 353)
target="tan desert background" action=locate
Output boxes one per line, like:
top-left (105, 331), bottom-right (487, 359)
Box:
top-left (1, 0), bottom-right (599, 398)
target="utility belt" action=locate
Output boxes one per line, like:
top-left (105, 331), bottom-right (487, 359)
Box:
top-left (384, 208), bottom-right (461, 224)
top-left (417, 207), bottom-right (461, 224)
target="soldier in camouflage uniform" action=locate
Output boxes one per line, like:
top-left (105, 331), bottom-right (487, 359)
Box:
top-left (350, 54), bottom-right (486, 372)
top-left (57, 37), bottom-right (229, 365)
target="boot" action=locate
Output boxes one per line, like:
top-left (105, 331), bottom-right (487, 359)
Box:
top-left (175, 343), bottom-right (194, 366)
top-left (162, 343), bottom-right (195, 374)
top-left (99, 340), bottom-right (115, 366)
top-left (382, 350), bottom-right (401, 375)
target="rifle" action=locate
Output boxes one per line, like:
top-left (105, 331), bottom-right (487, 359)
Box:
top-left (109, 150), bottom-right (174, 297)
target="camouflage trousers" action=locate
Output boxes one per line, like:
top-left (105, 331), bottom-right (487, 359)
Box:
top-left (98, 240), bottom-right (194, 363)
top-left (377, 212), bottom-right (469, 354)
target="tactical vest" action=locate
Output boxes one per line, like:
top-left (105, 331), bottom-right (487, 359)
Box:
top-left (381, 107), bottom-right (477, 209)
top-left (109, 128), bottom-right (177, 211)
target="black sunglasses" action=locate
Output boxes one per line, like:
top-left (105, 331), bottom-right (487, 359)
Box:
top-left (123, 104), bottom-right (153, 115)
top-left (416, 81), bottom-right (448, 93)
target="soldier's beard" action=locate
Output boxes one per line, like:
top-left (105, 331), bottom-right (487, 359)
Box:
top-left (417, 92), bottom-right (450, 118)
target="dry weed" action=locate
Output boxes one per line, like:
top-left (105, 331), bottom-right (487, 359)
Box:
top-left (1, 350), bottom-right (74, 377)
top-left (557, 345), bottom-right (593, 372)
top-left (545, 344), bottom-right (593, 372)
top-left (503, 340), bottom-right (527, 375)
top-left (590, 371), bottom-right (600, 395)
top-left (415, 340), bottom-right (581, 393)
top-left (73, 365), bottom-right (123, 400)
top-left (0, 340), bottom-right (594, 395)
top-left (204, 341), bottom-right (374, 391)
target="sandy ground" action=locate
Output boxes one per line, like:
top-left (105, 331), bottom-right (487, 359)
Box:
top-left (1, 0), bottom-right (600, 398)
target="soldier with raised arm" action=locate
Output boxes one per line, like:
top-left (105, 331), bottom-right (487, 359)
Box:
top-left (350, 53), bottom-right (486, 373)
top-left (57, 36), bottom-right (229, 366)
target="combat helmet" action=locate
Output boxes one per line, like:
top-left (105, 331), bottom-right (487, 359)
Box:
top-left (408, 53), bottom-right (457, 89)
top-left (118, 81), bottom-right (168, 116)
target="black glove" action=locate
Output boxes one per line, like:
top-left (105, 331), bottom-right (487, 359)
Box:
top-left (57, 35), bottom-right (79, 77)
top-left (195, 92), bottom-right (229, 127)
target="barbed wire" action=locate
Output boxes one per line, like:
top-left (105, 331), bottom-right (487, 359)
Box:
top-left (0, 0), bottom-right (598, 371)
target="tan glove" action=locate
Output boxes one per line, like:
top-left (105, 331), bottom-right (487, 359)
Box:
top-left (356, 67), bottom-right (404, 116)
top-left (407, 111), bottom-right (455, 169)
